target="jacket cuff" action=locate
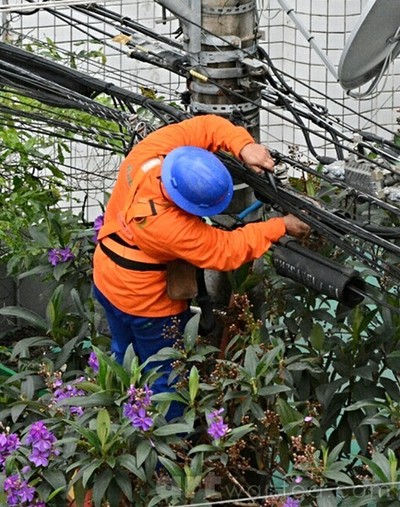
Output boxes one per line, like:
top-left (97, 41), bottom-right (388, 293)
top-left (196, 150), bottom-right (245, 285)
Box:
top-left (265, 217), bottom-right (286, 242)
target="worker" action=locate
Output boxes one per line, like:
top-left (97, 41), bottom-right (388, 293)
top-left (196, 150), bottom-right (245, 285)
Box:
top-left (92, 114), bottom-right (310, 419)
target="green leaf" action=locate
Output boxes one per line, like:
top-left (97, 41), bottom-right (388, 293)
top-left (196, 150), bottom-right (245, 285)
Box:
top-left (153, 440), bottom-right (176, 460)
top-left (65, 421), bottom-right (101, 451)
top-left (11, 403), bottom-right (27, 423)
top-left (54, 336), bottom-right (80, 370)
top-left (114, 471), bottom-right (133, 502)
top-left (11, 336), bottom-right (55, 360)
top-left (136, 439), bottom-right (152, 468)
top-left (323, 470), bottom-right (353, 485)
top-left (27, 225), bottom-right (52, 247)
top-left (258, 385), bottom-right (291, 396)
top-left (188, 444), bottom-right (222, 456)
top-left (358, 454), bottom-right (389, 482)
top-left (158, 456), bottom-right (185, 487)
top-left (58, 392), bottom-right (114, 407)
top-left (70, 287), bottom-right (88, 318)
top-left (325, 442), bottom-right (345, 466)
top-left (95, 349), bottom-right (130, 387)
top-left (0, 306), bottom-right (47, 330)
top-left (184, 313), bottom-right (200, 351)
top-left (21, 375), bottom-right (36, 400)
top-left (117, 454), bottom-right (146, 481)
top-left (92, 468), bottom-right (112, 507)
top-left (42, 469), bottom-right (67, 492)
top-left (189, 365), bottom-right (199, 405)
top-left (243, 346), bottom-right (258, 377)
top-left (388, 448), bottom-right (398, 482)
top-left (96, 408), bottom-right (111, 447)
top-left (151, 392), bottom-right (187, 404)
top-left (226, 423), bottom-right (254, 444)
top-left (81, 459), bottom-right (104, 487)
top-left (386, 351), bottom-right (400, 371)
top-left (276, 398), bottom-right (302, 437)
top-left (153, 423), bottom-right (192, 437)
top-left (310, 322), bottom-right (325, 350)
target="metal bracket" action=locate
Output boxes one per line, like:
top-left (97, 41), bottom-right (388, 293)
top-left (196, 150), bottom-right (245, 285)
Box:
top-left (200, 49), bottom-right (245, 64)
top-left (202, 0), bottom-right (256, 16)
top-left (201, 34), bottom-right (242, 48)
top-left (191, 99), bottom-right (260, 114)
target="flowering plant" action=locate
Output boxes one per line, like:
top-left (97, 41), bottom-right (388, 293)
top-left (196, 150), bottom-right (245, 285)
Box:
top-left (2, 291), bottom-right (400, 507)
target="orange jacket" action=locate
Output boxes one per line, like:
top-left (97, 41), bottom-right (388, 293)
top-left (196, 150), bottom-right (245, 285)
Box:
top-left (93, 115), bottom-right (286, 317)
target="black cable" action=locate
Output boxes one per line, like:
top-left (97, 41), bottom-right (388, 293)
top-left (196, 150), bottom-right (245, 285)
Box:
top-left (263, 55), bottom-right (398, 140)
top-left (271, 150), bottom-right (400, 220)
top-left (11, 5), bottom-right (398, 170)
top-left (72, 3), bottom-right (184, 51)
top-left (54, 0), bottom-right (399, 150)
top-left (192, 68), bottom-right (400, 175)
top-left (221, 153), bottom-right (400, 281)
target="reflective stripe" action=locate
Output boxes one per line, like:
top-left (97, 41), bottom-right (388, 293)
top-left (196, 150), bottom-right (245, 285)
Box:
top-left (101, 235), bottom-right (163, 265)
top-left (141, 157), bottom-right (162, 173)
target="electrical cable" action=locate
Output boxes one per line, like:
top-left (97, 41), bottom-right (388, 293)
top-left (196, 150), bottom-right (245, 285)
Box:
top-left (220, 153), bottom-right (400, 283)
top-left (39, 0), bottom-right (398, 150)
top-left (1, 7), bottom-right (398, 292)
top-left (16, 1), bottom-right (398, 168)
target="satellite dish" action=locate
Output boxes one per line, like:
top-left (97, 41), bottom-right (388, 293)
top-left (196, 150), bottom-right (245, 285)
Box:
top-left (338, 0), bottom-right (400, 91)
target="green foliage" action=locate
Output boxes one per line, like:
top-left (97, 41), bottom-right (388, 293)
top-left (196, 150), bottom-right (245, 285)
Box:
top-left (1, 34), bottom-right (400, 507)
top-left (1, 283), bottom-right (400, 506)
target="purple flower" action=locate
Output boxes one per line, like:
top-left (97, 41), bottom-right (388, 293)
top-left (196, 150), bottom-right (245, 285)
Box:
top-left (123, 384), bottom-right (154, 431)
top-left (25, 421), bottom-right (58, 468)
top-left (283, 497), bottom-right (301, 507)
top-left (29, 447), bottom-right (50, 467)
top-left (52, 377), bottom-right (86, 416)
top-left (93, 214), bottom-right (104, 243)
top-left (4, 474), bottom-right (36, 506)
top-left (48, 248), bottom-right (60, 266)
top-left (207, 408), bottom-right (229, 440)
top-left (47, 247), bottom-right (74, 266)
top-left (88, 351), bottom-right (99, 373)
top-left (303, 416), bottom-right (313, 423)
top-left (0, 432), bottom-right (20, 469)
top-left (131, 407), bottom-right (154, 431)
top-left (59, 247), bottom-right (74, 262)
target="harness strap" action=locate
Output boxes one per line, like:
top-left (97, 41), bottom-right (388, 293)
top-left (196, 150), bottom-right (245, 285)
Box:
top-left (101, 235), bottom-right (163, 265)
top-left (108, 232), bottom-right (139, 249)
top-left (100, 241), bottom-right (166, 272)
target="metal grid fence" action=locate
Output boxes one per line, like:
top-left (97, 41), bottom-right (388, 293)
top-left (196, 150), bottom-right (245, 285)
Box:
top-left (1, 0), bottom-right (399, 218)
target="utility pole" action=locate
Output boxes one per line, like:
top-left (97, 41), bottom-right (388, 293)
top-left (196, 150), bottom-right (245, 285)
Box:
top-left (156, 0), bottom-right (263, 139)
top-left (157, 0), bottom-right (266, 315)
top-left (189, 0), bottom-right (262, 141)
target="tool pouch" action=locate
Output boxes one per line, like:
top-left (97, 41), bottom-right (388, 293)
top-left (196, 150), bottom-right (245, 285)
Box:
top-left (167, 259), bottom-right (198, 300)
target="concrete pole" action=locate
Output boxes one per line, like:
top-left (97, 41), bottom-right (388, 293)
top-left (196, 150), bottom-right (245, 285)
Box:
top-left (188, 1), bottom-right (266, 317)
top-left (157, 0), bottom-right (266, 318)
top-left (189, 0), bottom-right (262, 141)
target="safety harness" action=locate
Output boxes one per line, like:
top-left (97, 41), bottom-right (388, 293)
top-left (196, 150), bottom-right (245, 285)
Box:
top-left (97, 157), bottom-right (169, 271)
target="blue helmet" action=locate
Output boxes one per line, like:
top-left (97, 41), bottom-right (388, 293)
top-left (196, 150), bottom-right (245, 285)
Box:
top-left (161, 146), bottom-right (233, 216)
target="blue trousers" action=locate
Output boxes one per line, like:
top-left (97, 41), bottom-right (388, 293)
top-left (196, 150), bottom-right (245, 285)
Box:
top-left (93, 285), bottom-right (191, 420)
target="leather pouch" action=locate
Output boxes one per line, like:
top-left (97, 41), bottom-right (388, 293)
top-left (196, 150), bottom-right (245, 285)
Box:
top-left (166, 259), bottom-right (198, 300)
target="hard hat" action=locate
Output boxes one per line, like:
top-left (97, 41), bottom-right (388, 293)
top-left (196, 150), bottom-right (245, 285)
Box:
top-left (161, 146), bottom-right (233, 216)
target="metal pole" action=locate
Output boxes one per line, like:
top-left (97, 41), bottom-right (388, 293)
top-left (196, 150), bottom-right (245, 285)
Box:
top-left (190, 0), bottom-right (262, 140)
top-left (155, 0), bottom-right (202, 61)
top-left (276, 0), bottom-right (338, 80)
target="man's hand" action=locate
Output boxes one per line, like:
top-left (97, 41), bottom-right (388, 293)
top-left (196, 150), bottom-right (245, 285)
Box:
top-left (282, 214), bottom-right (311, 239)
top-left (240, 143), bottom-right (275, 173)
